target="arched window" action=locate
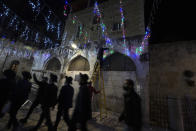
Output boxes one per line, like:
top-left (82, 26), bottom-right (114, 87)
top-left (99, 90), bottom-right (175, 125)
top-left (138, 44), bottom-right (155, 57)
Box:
top-left (46, 57), bottom-right (61, 72)
top-left (102, 52), bottom-right (136, 71)
top-left (68, 55), bottom-right (90, 71)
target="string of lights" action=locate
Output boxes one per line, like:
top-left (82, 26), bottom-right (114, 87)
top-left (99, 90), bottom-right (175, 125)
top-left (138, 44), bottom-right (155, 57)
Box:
top-left (0, 38), bottom-right (76, 59)
top-left (0, 2), bottom-right (63, 48)
top-left (64, 0), bottom-right (69, 16)
top-left (69, 15), bottom-right (91, 48)
top-left (119, 0), bottom-right (130, 56)
top-left (94, 1), bottom-right (112, 47)
top-left (28, 0), bottom-right (41, 20)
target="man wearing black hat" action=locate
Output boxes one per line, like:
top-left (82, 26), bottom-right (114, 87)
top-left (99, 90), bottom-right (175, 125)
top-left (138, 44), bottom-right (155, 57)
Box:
top-left (119, 79), bottom-right (142, 131)
top-left (54, 76), bottom-right (74, 130)
top-left (32, 73), bottom-right (58, 131)
top-left (20, 74), bottom-right (48, 124)
top-left (0, 69), bottom-right (16, 118)
top-left (7, 71), bottom-right (32, 130)
top-left (69, 73), bottom-right (91, 131)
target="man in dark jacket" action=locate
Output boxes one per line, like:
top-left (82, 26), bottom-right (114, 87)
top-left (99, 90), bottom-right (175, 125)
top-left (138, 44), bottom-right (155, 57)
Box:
top-left (0, 69), bottom-right (16, 117)
top-left (20, 74), bottom-right (48, 123)
top-left (119, 79), bottom-right (142, 131)
top-left (32, 73), bottom-right (58, 131)
top-left (97, 47), bottom-right (109, 68)
top-left (7, 71), bottom-right (32, 130)
top-left (69, 73), bottom-right (91, 131)
top-left (54, 76), bottom-right (74, 130)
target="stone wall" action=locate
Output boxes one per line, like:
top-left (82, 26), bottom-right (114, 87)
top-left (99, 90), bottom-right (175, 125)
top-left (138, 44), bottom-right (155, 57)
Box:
top-left (63, 50), bottom-right (97, 101)
top-left (27, 0), bottom-right (149, 124)
top-left (62, 0), bottom-right (144, 45)
top-left (103, 71), bottom-right (137, 113)
top-left (149, 40), bottom-right (196, 129)
top-left (149, 40), bottom-right (196, 97)
top-left (0, 39), bottom-right (34, 78)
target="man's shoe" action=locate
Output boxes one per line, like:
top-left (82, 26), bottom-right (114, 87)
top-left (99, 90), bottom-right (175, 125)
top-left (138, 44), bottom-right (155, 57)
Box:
top-left (20, 118), bottom-right (27, 124)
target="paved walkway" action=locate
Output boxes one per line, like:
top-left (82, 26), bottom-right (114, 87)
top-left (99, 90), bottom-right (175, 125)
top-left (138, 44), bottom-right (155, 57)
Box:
top-left (0, 100), bottom-right (169, 131)
top-left (0, 103), bottom-right (121, 131)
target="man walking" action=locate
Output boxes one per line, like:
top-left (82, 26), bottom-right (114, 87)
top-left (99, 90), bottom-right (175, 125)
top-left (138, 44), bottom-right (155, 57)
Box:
top-left (54, 76), bottom-right (74, 130)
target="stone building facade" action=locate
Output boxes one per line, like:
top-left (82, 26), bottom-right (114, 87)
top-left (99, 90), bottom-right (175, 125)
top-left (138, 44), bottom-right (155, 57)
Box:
top-left (149, 40), bottom-right (196, 130)
top-left (0, 0), bottom-right (150, 125)
top-left (34, 0), bottom-right (150, 123)
top-left (0, 38), bottom-right (34, 78)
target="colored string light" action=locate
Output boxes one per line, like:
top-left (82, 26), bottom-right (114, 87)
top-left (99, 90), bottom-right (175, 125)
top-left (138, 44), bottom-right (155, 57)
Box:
top-left (64, 0), bottom-right (69, 16)
top-left (35, 32), bottom-right (40, 43)
top-left (9, 15), bottom-right (17, 27)
top-left (94, 1), bottom-right (112, 47)
top-left (57, 22), bottom-right (61, 40)
top-left (0, 4), bottom-right (10, 17)
top-left (50, 23), bottom-right (55, 32)
top-left (72, 16), bottom-right (76, 24)
top-left (45, 10), bottom-right (52, 31)
top-left (28, 0), bottom-right (41, 19)
top-left (20, 26), bottom-right (30, 38)
top-left (70, 15), bottom-right (91, 48)
top-left (14, 21), bottom-right (19, 31)
top-left (0, 1), bottom-right (62, 48)
top-left (79, 24), bottom-right (83, 36)
top-left (135, 27), bottom-right (151, 56)
top-left (25, 30), bottom-right (30, 41)
top-left (119, 0), bottom-right (128, 55)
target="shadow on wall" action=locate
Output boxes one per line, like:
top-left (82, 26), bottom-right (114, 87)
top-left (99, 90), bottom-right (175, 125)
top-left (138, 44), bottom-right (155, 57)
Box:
top-left (93, 52), bottom-right (138, 113)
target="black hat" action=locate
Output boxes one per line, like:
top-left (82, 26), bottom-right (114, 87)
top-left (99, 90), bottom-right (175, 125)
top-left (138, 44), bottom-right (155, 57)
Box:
top-left (50, 73), bottom-right (57, 82)
top-left (80, 73), bottom-right (89, 81)
top-left (22, 71), bottom-right (32, 80)
top-left (65, 76), bottom-right (73, 84)
top-left (42, 76), bottom-right (48, 81)
top-left (3, 69), bottom-right (16, 79)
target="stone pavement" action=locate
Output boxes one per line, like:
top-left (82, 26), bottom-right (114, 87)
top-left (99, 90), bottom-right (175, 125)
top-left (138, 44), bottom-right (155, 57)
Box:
top-left (0, 101), bottom-right (169, 131)
top-left (0, 103), bottom-right (121, 131)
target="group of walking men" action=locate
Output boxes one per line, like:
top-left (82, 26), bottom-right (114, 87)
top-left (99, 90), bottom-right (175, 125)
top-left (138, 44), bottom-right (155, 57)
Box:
top-left (0, 69), bottom-right (94, 131)
top-left (0, 69), bottom-right (142, 131)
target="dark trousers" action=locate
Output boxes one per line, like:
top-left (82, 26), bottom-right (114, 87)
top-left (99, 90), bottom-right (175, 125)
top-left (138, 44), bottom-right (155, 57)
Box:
top-left (0, 100), bottom-right (6, 118)
top-left (7, 101), bottom-right (24, 130)
top-left (23, 99), bottom-right (39, 120)
top-left (33, 106), bottom-right (53, 130)
top-left (54, 106), bottom-right (70, 129)
top-left (0, 100), bottom-right (5, 113)
top-left (69, 111), bottom-right (88, 131)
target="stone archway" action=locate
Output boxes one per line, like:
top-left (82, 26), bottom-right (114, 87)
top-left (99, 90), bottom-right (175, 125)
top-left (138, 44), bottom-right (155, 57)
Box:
top-left (68, 55), bottom-right (90, 71)
top-left (95, 52), bottom-right (137, 113)
top-left (45, 57), bottom-right (61, 72)
top-left (102, 52), bottom-right (136, 71)
top-left (65, 55), bottom-right (91, 104)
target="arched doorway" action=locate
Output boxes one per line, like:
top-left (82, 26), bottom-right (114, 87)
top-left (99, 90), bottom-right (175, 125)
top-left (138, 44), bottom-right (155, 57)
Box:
top-left (45, 57), bottom-right (61, 72)
top-left (97, 52), bottom-right (137, 112)
top-left (68, 55), bottom-right (90, 71)
top-left (102, 52), bottom-right (136, 71)
top-left (66, 55), bottom-right (90, 103)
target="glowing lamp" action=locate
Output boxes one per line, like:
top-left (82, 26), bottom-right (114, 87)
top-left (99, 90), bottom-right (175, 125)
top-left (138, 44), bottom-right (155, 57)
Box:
top-left (71, 43), bottom-right (77, 49)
